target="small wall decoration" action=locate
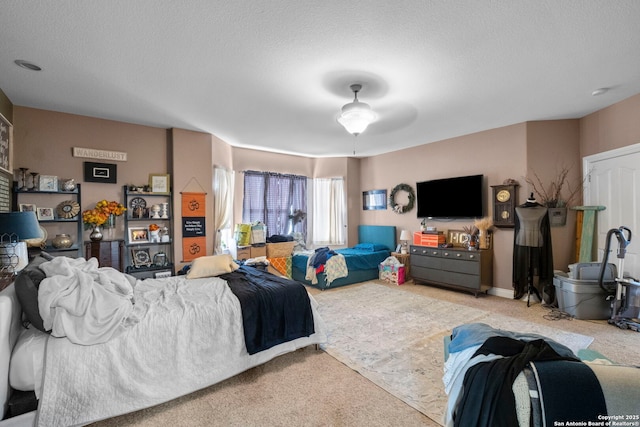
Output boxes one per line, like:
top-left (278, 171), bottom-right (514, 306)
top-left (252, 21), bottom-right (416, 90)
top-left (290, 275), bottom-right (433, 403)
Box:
top-left (36, 207), bottom-right (55, 221)
top-left (38, 175), bottom-right (59, 192)
top-left (149, 174), bottom-right (170, 193)
top-left (362, 189), bottom-right (387, 210)
top-left (84, 162), bottom-right (117, 183)
top-left (0, 113), bottom-right (13, 175)
top-left (19, 203), bottom-right (36, 212)
top-left (131, 248), bottom-right (152, 267)
top-left (128, 227), bottom-right (149, 243)
top-left (389, 183), bottom-right (415, 214)
top-left (181, 192), bottom-right (206, 262)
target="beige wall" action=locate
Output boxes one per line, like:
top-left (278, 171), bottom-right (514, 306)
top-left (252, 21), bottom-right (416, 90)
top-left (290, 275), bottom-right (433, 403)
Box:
top-left (6, 92), bottom-right (640, 296)
top-left (580, 93), bottom-right (640, 157)
top-left (360, 123), bottom-right (528, 293)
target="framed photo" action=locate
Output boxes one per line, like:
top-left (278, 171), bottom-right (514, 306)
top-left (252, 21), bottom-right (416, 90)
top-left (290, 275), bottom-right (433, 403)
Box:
top-left (0, 113), bottom-right (13, 175)
top-left (362, 189), bottom-right (387, 210)
top-left (131, 248), bottom-right (152, 267)
top-left (36, 207), bottom-right (55, 221)
top-left (447, 229), bottom-right (466, 247)
top-left (19, 203), bottom-right (36, 212)
top-left (149, 174), bottom-right (170, 193)
top-left (84, 161), bottom-right (117, 183)
top-left (128, 227), bottom-right (149, 243)
top-left (38, 175), bottom-right (59, 192)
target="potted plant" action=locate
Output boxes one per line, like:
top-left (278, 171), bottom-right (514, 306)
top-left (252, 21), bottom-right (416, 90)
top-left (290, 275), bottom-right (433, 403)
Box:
top-left (524, 166), bottom-right (583, 226)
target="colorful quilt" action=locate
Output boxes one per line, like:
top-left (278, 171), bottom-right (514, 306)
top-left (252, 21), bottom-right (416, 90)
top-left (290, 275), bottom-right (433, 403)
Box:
top-left (268, 256), bottom-right (292, 278)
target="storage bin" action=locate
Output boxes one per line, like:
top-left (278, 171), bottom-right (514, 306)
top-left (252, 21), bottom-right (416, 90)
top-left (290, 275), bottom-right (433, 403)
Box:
top-left (379, 263), bottom-right (405, 285)
top-left (266, 241), bottom-right (295, 258)
top-left (553, 275), bottom-right (614, 320)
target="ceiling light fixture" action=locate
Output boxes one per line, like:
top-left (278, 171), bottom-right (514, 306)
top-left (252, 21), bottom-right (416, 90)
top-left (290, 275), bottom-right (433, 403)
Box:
top-left (14, 60), bottom-right (42, 71)
top-left (337, 84), bottom-right (377, 136)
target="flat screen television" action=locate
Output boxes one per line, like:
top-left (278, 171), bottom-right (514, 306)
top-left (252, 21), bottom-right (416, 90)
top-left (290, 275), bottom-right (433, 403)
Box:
top-left (416, 174), bottom-right (484, 218)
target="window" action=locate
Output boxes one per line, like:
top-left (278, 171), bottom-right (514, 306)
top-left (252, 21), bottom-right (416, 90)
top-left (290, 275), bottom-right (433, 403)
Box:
top-left (242, 171), bottom-right (307, 237)
top-left (311, 177), bottom-right (346, 246)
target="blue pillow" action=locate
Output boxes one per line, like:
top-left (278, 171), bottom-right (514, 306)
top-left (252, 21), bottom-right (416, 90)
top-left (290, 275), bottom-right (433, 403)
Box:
top-left (353, 243), bottom-right (388, 252)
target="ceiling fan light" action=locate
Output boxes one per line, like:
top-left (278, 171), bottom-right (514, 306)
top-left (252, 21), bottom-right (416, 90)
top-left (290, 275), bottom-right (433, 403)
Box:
top-left (337, 100), bottom-right (377, 136)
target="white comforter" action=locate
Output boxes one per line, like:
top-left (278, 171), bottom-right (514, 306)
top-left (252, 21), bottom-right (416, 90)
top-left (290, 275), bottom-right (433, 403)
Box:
top-left (38, 257), bottom-right (136, 345)
top-left (37, 274), bottom-right (326, 427)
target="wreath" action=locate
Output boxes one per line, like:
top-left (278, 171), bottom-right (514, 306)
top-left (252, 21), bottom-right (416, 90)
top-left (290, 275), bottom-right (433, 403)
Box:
top-left (389, 183), bottom-right (415, 214)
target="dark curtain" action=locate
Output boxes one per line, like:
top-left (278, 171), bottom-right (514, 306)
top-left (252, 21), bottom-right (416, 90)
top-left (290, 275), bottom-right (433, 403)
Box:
top-left (242, 170), bottom-right (307, 236)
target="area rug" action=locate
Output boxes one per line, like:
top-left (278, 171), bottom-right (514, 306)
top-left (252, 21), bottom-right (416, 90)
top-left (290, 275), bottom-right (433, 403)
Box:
top-left (314, 282), bottom-right (594, 425)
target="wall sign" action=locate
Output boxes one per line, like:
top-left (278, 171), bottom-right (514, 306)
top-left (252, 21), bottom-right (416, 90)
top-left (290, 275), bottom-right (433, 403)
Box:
top-left (73, 147), bottom-right (127, 162)
top-left (84, 161), bottom-right (117, 183)
top-left (181, 192), bottom-right (207, 262)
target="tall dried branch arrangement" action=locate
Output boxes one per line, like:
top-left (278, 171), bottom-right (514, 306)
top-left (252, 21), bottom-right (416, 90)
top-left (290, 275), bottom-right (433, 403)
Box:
top-left (525, 166), bottom-right (583, 208)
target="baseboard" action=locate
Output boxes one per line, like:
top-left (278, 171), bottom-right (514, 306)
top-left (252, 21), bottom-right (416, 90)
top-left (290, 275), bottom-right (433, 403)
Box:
top-left (487, 287), bottom-right (513, 299)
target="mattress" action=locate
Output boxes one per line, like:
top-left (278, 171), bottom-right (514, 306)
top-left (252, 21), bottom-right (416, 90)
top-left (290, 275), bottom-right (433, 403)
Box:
top-left (291, 247), bottom-right (389, 272)
top-left (9, 327), bottom-right (46, 397)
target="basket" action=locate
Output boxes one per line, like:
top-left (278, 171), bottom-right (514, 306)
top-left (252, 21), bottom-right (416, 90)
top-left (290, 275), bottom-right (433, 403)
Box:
top-left (266, 241), bottom-right (295, 258)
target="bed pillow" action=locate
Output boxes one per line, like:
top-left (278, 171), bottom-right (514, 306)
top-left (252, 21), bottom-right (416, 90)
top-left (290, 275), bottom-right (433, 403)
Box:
top-left (186, 254), bottom-right (240, 279)
top-left (354, 243), bottom-right (389, 252)
top-left (14, 254), bottom-right (53, 332)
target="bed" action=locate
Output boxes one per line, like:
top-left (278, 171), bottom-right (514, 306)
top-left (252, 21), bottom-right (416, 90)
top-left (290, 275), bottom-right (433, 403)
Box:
top-left (0, 254), bottom-right (327, 427)
top-left (443, 323), bottom-right (640, 427)
top-left (291, 225), bottom-right (396, 290)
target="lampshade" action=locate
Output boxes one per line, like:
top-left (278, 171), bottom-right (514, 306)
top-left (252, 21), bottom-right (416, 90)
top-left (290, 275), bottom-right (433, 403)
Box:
top-left (399, 230), bottom-right (411, 242)
top-left (337, 84), bottom-right (377, 136)
top-left (0, 211), bottom-right (42, 241)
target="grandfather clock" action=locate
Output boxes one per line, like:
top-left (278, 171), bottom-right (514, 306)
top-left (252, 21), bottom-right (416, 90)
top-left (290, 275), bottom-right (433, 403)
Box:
top-left (491, 184), bottom-right (518, 228)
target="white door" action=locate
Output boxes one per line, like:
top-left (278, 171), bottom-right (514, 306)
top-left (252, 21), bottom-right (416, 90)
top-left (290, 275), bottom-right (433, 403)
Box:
top-left (584, 143), bottom-right (640, 279)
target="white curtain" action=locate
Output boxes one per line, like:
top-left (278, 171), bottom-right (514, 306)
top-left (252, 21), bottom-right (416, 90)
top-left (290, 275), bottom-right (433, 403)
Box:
top-left (213, 166), bottom-right (234, 254)
top-left (311, 177), bottom-right (346, 246)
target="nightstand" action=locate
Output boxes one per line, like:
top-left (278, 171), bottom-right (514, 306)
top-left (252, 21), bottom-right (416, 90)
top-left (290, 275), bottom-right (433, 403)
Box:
top-left (391, 252), bottom-right (411, 280)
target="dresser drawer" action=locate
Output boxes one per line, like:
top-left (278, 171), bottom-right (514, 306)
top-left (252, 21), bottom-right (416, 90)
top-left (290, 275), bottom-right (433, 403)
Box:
top-left (410, 246), bottom-right (441, 257)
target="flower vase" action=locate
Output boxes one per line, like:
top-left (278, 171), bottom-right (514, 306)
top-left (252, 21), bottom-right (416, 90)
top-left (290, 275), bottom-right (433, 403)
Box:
top-left (90, 225), bottom-right (103, 242)
top-left (104, 214), bottom-right (116, 240)
top-left (478, 229), bottom-right (490, 249)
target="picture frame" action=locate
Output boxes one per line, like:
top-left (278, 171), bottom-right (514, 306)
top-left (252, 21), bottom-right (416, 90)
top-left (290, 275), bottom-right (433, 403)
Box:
top-left (447, 229), bottom-right (466, 247)
top-left (362, 189), bottom-right (387, 210)
top-left (149, 174), bottom-right (170, 193)
top-left (128, 227), bottom-right (149, 243)
top-left (0, 113), bottom-right (13, 175)
top-left (84, 161), bottom-right (117, 183)
top-left (19, 203), bottom-right (36, 212)
top-left (36, 207), bottom-right (55, 221)
top-left (131, 248), bottom-right (152, 267)
top-left (38, 175), bottom-right (59, 192)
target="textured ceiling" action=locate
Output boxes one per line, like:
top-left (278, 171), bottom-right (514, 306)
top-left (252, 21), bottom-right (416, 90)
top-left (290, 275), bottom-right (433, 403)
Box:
top-left (1, 1), bottom-right (640, 158)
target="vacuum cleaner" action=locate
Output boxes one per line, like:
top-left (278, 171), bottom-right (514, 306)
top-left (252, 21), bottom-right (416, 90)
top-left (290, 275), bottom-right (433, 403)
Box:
top-left (598, 226), bottom-right (640, 331)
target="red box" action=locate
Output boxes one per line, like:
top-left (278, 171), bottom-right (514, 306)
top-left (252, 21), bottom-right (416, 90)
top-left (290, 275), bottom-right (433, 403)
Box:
top-left (413, 231), bottom-right (445, 247)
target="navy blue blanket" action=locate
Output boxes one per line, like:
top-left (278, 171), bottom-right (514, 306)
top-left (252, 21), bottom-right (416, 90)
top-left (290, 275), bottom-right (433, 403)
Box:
top-left (220, 265), bottom-right (315, 355)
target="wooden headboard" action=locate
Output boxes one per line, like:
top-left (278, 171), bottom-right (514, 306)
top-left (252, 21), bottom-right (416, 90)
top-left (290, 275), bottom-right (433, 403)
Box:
top-left (358, 225), bottom-right (397, 252)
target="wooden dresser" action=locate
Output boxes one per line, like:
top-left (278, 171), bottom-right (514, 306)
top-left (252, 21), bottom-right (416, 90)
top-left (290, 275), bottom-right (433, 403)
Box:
top-left (84, 239), bottom-right (125, 272)
top-left (410, 245), bottom-right (493, 296)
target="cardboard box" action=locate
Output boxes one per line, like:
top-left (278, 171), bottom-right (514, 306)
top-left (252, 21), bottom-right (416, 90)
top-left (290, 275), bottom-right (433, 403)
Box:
top-left (379, 263), bottom-right (406, 285)
top-left (250, 245), bottom-right (266, 258)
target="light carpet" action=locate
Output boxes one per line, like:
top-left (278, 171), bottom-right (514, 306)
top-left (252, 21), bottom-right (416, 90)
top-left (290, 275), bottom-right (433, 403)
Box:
top-left (314, 282), bottom-right (594, 425)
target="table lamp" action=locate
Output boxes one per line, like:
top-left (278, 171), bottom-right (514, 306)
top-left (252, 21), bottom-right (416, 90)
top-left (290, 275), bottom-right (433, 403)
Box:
top-left (399, 229), bottom-right (411, 254)
top-left (0, 211), bottom-right (42, 277)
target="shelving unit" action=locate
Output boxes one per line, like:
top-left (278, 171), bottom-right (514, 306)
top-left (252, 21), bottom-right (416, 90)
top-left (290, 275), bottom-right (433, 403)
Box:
top-left (12, 183), bottom-right (83, 258)
top-left (122, 185), bottom-right (174, 279)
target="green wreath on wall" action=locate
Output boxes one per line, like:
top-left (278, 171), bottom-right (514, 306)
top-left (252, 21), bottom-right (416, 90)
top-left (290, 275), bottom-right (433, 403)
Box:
top-left (389, 183), bottom-right (415, 214)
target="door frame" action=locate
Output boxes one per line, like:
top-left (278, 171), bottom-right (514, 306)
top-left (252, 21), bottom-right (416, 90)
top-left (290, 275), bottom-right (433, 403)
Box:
top-left (583, 142), bottom-right (640, 205)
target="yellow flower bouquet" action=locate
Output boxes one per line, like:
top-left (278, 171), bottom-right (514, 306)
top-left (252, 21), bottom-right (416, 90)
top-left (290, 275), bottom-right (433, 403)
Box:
top-left (82, 200), bottom-right (127, 229)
